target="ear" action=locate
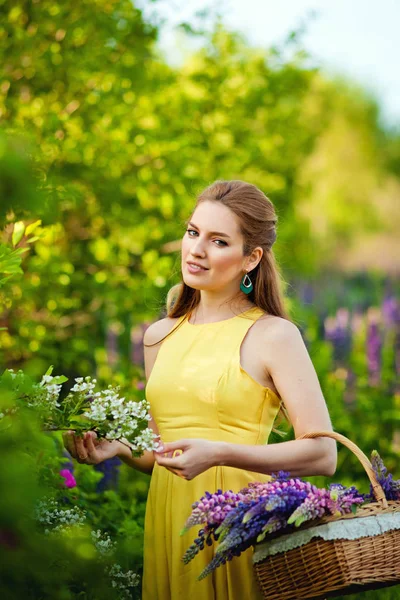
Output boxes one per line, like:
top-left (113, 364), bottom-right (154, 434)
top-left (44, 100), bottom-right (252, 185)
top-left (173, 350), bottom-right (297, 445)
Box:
top-left (246, 246), bottom-right (263, 271)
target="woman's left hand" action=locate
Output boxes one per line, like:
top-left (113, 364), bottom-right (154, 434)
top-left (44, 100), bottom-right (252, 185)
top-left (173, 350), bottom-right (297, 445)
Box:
top-left (154, 439), bottom-right (220, 480)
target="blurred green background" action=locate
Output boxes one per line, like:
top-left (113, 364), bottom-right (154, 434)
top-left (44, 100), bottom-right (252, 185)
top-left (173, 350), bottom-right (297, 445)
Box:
top-left (1, 1), bottom-right (399, 598)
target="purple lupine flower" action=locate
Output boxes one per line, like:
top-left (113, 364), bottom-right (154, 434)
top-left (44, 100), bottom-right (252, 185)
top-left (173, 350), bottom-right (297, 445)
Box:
top-left (287, 485), bottom-right (364, 527)
top-left (197, 482), bottom-right (309, 581)
top-left (182, 489), bottom-right (247, 532)
top-left (181, 524), bottom-right (214, 565)
top-left (62, 450), bottom-right (74, 472)
top-left (299, 281), bottom-right (314, 305)
top-left (381, 293), bottom-right (400, 382)
top-left (94, 456), bottom-right (122, 492)
top-left (366, 315), bottom-right (382, 385)
top-left (256, 514), bottom-right (288, 542)
top-left (382, 296), bottom-right (400, 328)
top-left (395, 327), bottom-right (400, 380)
top-left (324, 308), bottom-right (352, 362)
top-left (287, 489), bottom-right (328, 525)
top-left (368, 450), bottom-right (400, 501)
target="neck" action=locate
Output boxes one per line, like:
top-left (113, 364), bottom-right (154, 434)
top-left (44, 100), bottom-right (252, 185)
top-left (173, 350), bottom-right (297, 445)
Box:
top-left (191, 292), bottom-right (255, 324)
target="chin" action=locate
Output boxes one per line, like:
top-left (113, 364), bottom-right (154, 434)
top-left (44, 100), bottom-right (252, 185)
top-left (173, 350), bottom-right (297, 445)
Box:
top-left (182, 275), bottom-right (208, 290)
top-left (183, 278), bottom-right (201, 290)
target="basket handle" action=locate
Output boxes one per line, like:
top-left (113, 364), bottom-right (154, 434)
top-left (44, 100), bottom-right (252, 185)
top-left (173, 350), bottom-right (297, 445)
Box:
top-left (296, 430), bottom-right (388, 508)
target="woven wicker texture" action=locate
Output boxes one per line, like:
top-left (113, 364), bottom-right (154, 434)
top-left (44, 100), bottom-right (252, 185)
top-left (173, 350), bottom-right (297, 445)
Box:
top-left (253, 431), bottom-right (400, 600)
top-left (253, 512), bottom-right (400, 560)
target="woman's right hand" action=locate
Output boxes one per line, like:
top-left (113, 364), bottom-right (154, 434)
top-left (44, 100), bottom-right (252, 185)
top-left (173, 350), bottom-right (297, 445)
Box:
top-left (62, 430), bottom-right (121, 465)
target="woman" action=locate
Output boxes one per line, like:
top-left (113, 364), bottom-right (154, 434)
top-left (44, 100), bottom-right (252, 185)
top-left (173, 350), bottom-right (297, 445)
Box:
top-left (64, 180), bottom-right (337, 600)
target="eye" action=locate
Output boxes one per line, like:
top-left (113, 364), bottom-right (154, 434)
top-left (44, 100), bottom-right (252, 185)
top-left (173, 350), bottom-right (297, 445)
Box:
top-left (186, 229), bottom-right (227, 247)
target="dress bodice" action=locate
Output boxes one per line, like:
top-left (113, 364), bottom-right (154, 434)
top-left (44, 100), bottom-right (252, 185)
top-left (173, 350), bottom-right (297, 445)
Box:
top-left (145, 306), bottom-right (282, 445)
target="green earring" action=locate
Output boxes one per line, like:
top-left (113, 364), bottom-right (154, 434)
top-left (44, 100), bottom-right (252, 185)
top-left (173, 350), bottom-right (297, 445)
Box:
top-left (240, 272), bottom-right (253, 294)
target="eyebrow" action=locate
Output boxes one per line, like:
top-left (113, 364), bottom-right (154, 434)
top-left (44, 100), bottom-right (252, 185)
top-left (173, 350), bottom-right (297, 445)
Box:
top-left (187, 222), bottom-right (232, 239)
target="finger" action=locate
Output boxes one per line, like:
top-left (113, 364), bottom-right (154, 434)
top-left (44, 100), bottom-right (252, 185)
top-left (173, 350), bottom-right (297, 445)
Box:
top-left (166, 467), bottom-right (186, 479)
top-left (83, 430), bottom-right (98, 445)
top-left (155, 454), bottom-right (183, 468)
top-left (153, 450), bottom-right (173, 459)
top-left (85, 432), bottom-right (97, 454)
top-left (154, 440), bottom-right (187, 454)
top-left (75, 436), bottom-right (88, 461)
top-left (63, 431), bottom-right (78, 459)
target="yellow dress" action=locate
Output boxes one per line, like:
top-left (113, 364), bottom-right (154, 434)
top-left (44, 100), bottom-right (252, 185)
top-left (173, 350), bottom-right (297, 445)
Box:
top-left (143, 307), bottom-right (282, 600)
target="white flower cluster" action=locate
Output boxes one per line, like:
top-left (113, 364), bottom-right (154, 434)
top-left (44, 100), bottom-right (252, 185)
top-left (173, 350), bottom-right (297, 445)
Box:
top-left (91, 530), bottom-right (140, 598)
top-left (35, 496), bottom-right (87, 535)
top-left (0, 370), bottom-right (62, 421)
top-left (81, 382), bottom-right (158, 450)
top-left (70, 376), bottom-right (97, 396)
top-left (38, 374), bottom-right (62, 410)
top-left (91, 529), bottom-right (116, 557)
top-left (106, 563), bottom-right (140, 599)
top-left (131, 427), bottom-right (161, 453)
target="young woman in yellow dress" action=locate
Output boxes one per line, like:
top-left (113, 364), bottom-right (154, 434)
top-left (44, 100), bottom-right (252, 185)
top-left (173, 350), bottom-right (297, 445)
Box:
top-left (63, 179), bottom-right (337, 600)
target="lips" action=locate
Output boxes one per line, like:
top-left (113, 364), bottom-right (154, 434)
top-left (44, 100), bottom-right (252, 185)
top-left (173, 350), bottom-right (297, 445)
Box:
top-left (187, 262), bottom-right (208, 270)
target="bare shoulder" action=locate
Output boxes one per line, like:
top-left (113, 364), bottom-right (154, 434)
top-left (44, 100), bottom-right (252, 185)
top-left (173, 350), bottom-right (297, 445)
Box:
top-left (143, 316), bottom-right (182, 381)
top-left (255, 314), bottom-right (303, 346)
top-left (143, 316), bottom-right (182, 346)
top-left (253, 315), bottom-right (307, 382)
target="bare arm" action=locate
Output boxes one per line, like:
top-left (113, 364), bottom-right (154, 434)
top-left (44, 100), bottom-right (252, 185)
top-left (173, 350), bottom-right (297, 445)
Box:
top-left (216, 319), bottom-right (337, 477)
top-left (116, 414), bottom-right (159, 475)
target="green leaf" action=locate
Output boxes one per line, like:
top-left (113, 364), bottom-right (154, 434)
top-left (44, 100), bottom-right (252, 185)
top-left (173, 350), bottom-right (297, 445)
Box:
top-left (50, 375), bottom-right (68, 384)
top-left (25, 219), bottom-right (41, 236)
top-left (0, 275), bottom-right (14, 285)
top-left (256, 530), bottom-right (267, 543)
top-left (12, 221), bottom-right (25, 247)
top-left (293, 514), bottom-right (307, 527)
top-left (44, 365), bottom-right (54, 377)
top-left (69, 415), bottom-right (87, 424)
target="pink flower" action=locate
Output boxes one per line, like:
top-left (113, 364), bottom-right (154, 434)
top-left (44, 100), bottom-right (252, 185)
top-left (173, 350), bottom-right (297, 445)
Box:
top-left (136, 381), bottom-right (145, 390)
top-left (60, 469), bottom-right (77, 489)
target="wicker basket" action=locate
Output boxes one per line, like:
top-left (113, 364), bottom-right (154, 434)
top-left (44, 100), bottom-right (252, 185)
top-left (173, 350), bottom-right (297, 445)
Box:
top-left (253, 431), bottom-right (400, 600)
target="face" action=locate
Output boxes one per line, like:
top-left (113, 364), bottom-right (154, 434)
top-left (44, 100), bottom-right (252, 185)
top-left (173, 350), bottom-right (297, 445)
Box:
top-left (181, 201), bottom-right (261, 294)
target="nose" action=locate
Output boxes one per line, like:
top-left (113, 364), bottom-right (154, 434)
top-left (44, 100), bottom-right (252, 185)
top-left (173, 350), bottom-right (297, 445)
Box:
top-left (190, 237), bottom-right (206, 257)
